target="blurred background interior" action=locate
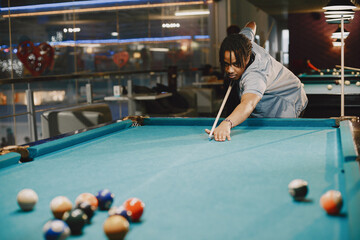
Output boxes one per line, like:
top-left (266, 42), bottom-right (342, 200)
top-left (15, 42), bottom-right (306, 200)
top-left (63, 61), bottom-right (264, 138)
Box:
top-left (1, 0), bottom-right (359, 145)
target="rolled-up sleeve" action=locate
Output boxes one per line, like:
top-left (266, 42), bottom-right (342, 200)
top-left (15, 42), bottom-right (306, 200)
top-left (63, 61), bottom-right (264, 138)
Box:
top-left (240, 27), bottom-right (255, 41)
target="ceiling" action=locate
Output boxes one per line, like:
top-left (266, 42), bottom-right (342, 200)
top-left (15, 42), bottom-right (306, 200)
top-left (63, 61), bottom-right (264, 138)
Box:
top-left (248, 0), bottom-right (360, 19)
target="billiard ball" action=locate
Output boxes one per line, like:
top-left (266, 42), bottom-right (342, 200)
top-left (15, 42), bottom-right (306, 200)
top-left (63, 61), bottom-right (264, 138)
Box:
top-left (356, 81), bottom-right (360, 86)
top-left (50, 196), bottom-right (73, 219)
top-left (96, 189), bottom-right (114, 210)
top-left (123, 198), bottom-right (145, 222)
top-left (43, 219), bottom-right (70, 240)
top-left (75, 193), bottom-right (98, 210)
top-left (335, 80), bottom-right (340, 85)
top-left (320, 72), bottom-right (324, 75)
top-left (17, 188), bottom-right (38, 211)
top-left (288, 179), bottom-right (308, 201)
top-left (62, 209), bottom-right (88, 235)
top-left (320, 190), bottom-right (343, 215)
top-left (344, 80), bottom-right (351, 85)
top-left (327, 84), bottom-right (333, 90)
top-left (75, 201), bottom-right (95, 223)
top-left (108, 205), bottom-right (131, 221)
top-left (103, 215), bottom-right (129, 240)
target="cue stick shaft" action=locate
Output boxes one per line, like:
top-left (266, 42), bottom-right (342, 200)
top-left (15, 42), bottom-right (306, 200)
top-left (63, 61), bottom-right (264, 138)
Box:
top-left (335, 65), bottom-right (360, 72)
top-left (208, 80), bottom-right (234, 140)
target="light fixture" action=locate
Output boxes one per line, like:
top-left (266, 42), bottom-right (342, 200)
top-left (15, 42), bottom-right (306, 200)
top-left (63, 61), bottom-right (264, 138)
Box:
top-left (2, 1), bottom-right (213, 18)
top-left (332, 39), bottom-right (342, 47)
top-left (174, 10), bottom-right (210, 16)
top-left (162, 23), bottom-right (180, 28)
top-left (324, 14), bottom-right (354, 19)
top-left (149, 48), bottom-right (169, 52)
top-left (326, 18), bottom-right (351, 24)
top-left (324, 9), bottom-right (355, 15)
top-left (331, 25), bottom-right (350, 39)
top-left (323, 0), bottom-right (356, 10)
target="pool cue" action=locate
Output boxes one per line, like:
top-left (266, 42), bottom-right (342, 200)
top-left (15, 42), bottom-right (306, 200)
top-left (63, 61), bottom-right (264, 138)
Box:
top-left (335, 65), bottom-right (360, 72)
top-left (208, 79), bottom-right (235, 140)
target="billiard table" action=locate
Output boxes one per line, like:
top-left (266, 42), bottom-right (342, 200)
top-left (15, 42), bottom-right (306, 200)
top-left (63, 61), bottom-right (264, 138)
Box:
top-left (298, 72), bottom-right (360, 118)
top-left (0, 117), bottom-right (359, 240)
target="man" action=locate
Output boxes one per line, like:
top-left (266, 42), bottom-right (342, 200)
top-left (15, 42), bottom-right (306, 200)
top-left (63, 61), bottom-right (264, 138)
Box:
top-left (205, 21), bottom-right (308, 142)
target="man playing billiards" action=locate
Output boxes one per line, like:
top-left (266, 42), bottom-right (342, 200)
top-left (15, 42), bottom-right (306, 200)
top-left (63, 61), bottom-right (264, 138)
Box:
top-left (205, 21), bottom-right (308, 141)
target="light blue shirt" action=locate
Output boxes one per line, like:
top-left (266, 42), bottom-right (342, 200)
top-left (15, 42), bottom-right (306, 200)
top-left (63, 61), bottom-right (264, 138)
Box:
top-left (239, 27), bottom-right (308, 118)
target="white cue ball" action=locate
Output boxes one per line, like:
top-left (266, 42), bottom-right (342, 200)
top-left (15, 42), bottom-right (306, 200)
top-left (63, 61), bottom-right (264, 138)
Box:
top-left (356, 81), bottom-right (360, 86)
top-left (327, 84), bottom-right (333, 90)
top-left (17, 188), bottom-right (38, 211)
top-left (320, 72), bottom-right (324, 75)
top-left (344, 80), bottom-right (351, 85)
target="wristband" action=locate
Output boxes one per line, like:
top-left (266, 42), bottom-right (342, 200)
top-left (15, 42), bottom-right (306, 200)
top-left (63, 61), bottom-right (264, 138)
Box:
top-left (224, 119), bottom-right (234, 129)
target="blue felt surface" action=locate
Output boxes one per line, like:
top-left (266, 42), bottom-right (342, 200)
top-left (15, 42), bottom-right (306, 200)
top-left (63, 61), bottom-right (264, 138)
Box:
top-left (0, 118), bottom-right (358, 240)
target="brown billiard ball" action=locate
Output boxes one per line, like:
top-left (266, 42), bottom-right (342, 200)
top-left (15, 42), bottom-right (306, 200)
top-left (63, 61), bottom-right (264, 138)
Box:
top-left (103, 215), bottom-right (129, 240)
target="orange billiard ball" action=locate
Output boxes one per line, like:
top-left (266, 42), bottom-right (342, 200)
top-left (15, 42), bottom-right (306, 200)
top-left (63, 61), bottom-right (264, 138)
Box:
top-left (122, 198), bottom-right (145, 222)
top-left (50, 196), bottom-right (73, 219)
top-left (320, 190), bottom-right (343, 215)
top-left (75, 193), bottom-right (98, 210)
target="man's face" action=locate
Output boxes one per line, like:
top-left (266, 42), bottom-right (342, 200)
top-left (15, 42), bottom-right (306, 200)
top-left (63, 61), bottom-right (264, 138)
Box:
top-left (223, 51), bottom-right (246, 81)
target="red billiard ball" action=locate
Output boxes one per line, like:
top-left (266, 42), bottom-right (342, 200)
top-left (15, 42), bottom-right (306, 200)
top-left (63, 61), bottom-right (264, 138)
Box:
top-left (122, 198), bottom-right (145, 222)
top-left (320, 190), bottom-right (343, 215)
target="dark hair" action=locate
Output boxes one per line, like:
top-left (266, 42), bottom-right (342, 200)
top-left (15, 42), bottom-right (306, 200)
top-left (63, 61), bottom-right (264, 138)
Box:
top-left (226, 25), bottom-right (240, 36)
top-left (219, 33), bottom-right (252, 70)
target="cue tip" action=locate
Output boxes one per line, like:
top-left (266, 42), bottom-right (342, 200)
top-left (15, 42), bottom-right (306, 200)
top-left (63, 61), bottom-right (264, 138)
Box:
top-left (208, 135), bottom-right (214, 141)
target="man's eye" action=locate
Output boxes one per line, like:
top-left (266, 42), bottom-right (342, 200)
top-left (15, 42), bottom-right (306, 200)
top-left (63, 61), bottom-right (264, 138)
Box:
top-left (233, 63), bottom-right (241, 68)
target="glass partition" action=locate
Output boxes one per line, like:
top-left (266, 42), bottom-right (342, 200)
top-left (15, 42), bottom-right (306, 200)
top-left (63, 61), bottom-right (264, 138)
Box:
top-left (0, 0), bottom-right (214, 144)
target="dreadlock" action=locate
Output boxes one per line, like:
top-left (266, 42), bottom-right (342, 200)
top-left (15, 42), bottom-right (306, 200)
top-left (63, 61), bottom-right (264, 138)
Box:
top-left (219, 33), bottom-right (252, 70)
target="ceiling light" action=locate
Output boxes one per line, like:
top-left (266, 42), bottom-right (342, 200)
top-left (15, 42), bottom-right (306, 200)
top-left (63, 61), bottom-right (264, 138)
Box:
top-left (332, 39), bottom-right (342, 47)
top-left (149, 48), bottom-right (169, 52)
top-left (175, 10), bottom-right (210, 16)
top-left (2, 1), bottom-right (212, 18)
top-left (323, 0), bottom-right (356, 10)
top-left (331, 25), bottom-right (350, 39)
top-left (324, 9), bottom-right (355, 15)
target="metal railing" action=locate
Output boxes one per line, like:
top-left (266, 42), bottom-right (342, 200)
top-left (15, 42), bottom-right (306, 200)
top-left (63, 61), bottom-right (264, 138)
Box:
top-left (0, 68), bottom-right (202, 145)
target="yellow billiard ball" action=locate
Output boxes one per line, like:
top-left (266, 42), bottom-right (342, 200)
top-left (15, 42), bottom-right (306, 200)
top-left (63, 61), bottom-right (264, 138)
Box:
top-left (327, 84), bottom-right (333, 90)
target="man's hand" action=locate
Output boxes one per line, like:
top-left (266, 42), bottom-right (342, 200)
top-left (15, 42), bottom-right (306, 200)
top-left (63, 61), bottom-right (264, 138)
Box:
top-left (205, 120), bottom-right (232, 142)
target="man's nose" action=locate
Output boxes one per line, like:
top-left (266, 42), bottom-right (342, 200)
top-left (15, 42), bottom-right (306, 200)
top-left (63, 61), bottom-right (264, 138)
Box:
top-left (226, 65), bottom-right (234, 73)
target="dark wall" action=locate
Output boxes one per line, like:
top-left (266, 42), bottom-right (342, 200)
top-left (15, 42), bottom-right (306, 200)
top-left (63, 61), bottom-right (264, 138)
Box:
top-left (288, 12), bottom-right (360, 75)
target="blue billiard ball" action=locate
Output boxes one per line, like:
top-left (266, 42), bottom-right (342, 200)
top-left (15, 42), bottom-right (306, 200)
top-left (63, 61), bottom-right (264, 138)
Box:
top-left (95, 189), bottom-right (114, 210)
top-left (108, 205), bottom-right (131, 221)
top-left (43, 219), bottom-right (70, 240)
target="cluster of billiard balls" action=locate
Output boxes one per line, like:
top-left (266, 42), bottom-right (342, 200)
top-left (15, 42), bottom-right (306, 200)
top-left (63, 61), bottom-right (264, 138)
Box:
top-left (327, 80), bottom-right (360, 90)
top-left (16, 188), bottom-right (145, 240)
top-left (288, 179), bottom-right (343, 215)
